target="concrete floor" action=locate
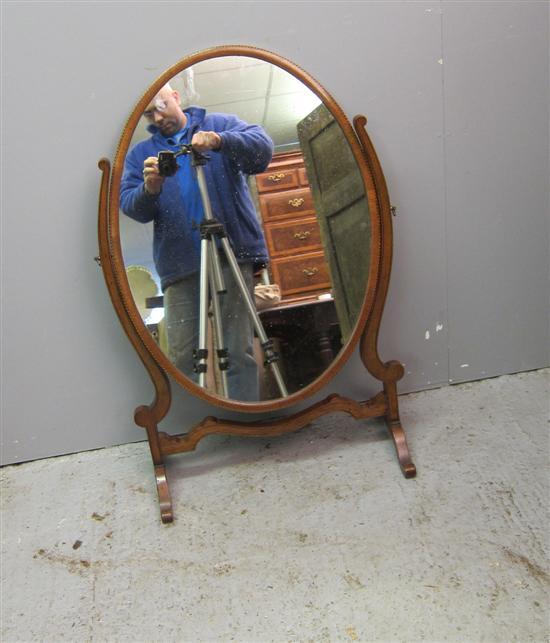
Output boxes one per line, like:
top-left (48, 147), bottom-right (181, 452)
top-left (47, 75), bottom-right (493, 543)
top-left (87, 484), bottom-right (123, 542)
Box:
top-left (1, 369), bottom-right (549, 642)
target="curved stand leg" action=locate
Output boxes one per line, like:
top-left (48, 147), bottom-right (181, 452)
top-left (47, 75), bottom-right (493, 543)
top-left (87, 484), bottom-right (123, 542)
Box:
top-left (386, 420), bottom-right (416, 478)
top-left (383, 379), bottom-right (416, 478)
top-left (154, 464), bottom-right (174, 524)
top-left (137, 410), bottom-right (175, 524)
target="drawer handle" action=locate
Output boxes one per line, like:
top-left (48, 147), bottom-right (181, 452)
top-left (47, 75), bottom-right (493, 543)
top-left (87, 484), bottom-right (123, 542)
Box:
top-left (294, 231), bottom-right (311, 241)
top-left (288, 197), bottom-right (305, 208)
top-left (268, 172), bottom-right (286, 182)
top-left (302, 267), bottom-right (319, 277)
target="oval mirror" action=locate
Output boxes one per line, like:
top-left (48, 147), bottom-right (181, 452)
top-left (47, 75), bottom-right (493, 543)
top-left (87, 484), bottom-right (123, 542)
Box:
top-left (109, 46), bottom-right (380, 410)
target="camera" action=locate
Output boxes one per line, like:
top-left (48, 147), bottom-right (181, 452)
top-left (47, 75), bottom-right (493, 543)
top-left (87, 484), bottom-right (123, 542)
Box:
top-left (157, 151), bottom-right (179, 177)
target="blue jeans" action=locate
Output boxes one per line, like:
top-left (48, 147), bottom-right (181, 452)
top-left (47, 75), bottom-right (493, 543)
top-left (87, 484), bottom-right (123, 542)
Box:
top-left (163, 260), bottom-right (259, 401)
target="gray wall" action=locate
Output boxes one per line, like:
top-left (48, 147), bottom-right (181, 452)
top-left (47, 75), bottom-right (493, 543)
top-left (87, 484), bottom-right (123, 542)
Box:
top-left (1, 1), bottom-right (548, 465)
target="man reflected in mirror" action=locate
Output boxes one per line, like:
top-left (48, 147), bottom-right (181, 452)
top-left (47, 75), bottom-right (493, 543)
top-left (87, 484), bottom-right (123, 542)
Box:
top-left (120, 83), bottom-right (273, 401)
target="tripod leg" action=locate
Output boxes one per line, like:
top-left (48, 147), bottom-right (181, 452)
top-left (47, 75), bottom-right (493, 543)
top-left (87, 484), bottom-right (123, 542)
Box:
top-left (209, 237), bottom-right (226, 295)
top-left (196, 237), bottom-right (210, 387)
top-left (219, 238), bottom-right (289, 397)
top-left (208, 248), bottom-right (229, 397)
top-left (196, 164), bottom-right (226, 295)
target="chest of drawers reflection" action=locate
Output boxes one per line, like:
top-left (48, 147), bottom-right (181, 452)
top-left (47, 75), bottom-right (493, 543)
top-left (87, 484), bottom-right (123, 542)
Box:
top-left (255, 151), bottom-right (331, 301)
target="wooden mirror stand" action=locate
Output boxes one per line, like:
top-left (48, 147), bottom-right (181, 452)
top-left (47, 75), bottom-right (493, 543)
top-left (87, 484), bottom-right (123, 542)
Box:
top-left (97, 49), bottom-right (416, 524)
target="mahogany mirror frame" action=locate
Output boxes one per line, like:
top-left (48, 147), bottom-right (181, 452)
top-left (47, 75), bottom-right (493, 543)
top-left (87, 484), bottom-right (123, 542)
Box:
top-left (97, 45), bottom-right (416, 523)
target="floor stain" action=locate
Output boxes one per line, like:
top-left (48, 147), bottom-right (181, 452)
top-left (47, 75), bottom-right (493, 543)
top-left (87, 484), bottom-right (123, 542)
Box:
top-left (327, 486), bottom-right (345, 501)
top-left (287, 570), bottom-right (300, 586)
top-left (91, 512), bottom-right (108, 521)
top-left (502, 547), bottom-right (550, 585)
top-left (129, 485), bottom-right (148, 494)
top-left (213, 562), bottom-right (235, 576)
top-left (487, 578), bottom-right (508, 613)
top-left (415, 505), bottom-right (432, 525)
top-left (344, 574), bottom-right (365, 590)
top-left (345, 626), bottom-right (359, 640)
top-left (33, 547), bottom-right (196, 574)
top-left (33, 548), bottom-right (91, 575)
top-left (449, 575), bottom-right (462, 588)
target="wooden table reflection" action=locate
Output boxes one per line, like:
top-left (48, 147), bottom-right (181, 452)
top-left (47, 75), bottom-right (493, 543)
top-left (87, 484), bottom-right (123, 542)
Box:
top-left (258, 294), bottom-right (342, 395)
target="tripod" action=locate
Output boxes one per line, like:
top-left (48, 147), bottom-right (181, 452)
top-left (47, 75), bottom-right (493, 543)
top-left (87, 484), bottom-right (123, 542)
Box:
top-left (172, 144), bottom-right (288, 399)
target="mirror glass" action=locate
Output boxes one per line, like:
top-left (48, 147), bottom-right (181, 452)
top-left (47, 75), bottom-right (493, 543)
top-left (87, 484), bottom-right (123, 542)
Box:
top-left (119, 55), bottom-right (371, 403)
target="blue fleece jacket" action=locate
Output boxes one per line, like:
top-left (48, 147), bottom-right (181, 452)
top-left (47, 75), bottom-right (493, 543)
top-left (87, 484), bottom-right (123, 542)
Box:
top-left (120, 107), bottom-right (273, 291)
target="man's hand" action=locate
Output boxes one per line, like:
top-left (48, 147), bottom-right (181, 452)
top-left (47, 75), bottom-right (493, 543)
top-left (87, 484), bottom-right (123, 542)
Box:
top-left (191, 131), bottom-right (222, 152)
top-left (143, 156), bottom-right (164, 195)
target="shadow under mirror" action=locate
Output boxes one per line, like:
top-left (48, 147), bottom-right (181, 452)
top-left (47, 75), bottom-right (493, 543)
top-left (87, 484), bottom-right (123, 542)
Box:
top-left (119, 55), bottom-right (371, 403)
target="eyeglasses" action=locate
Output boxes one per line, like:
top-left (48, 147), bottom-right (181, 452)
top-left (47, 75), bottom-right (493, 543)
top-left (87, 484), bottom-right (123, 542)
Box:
top-left (143, 98), bottom-right (169, 119)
